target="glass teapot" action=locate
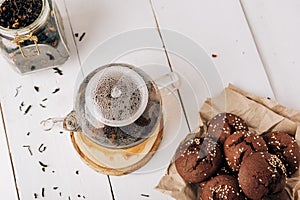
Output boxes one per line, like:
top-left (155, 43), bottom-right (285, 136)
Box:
top-left (42, 63), bottom-right (180, 149)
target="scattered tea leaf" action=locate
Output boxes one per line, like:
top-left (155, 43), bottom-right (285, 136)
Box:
top-left (38, 143), bottom-right (47, 153)
top-left (39, 161), bottom-right (48, 172)
top-left (79, 32), bottom-right (86, 42)
top-left (53, 67), bottom-right (63, 75)
top-left (34, 86), bottom-right (39, 92)
top-left (52, 88), bottom-right (60, 94)
top-left (19, 101), bottom-right (24, 111)
top-left (41, 188), bottom-right (45, 197)
top-left (14, 85), bottom-right (22, 97)
top-left (46, 53), bottom-right (55, 60)
top-left (22, 145), bottom-right (33, 156)
top-left (39, 103), bottom-right (46, 108)
top-left (39, 161), bottom-right (48, 167)
top-left (24, 105), bottom-right (32, 115)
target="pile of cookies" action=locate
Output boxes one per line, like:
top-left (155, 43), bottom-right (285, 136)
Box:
top-left (174, 113), bottom-right (300, 200)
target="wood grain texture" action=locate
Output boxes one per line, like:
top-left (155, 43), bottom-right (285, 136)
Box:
top-left (0, 104), bottom-right (19, 200)
top-left (64, 0), bottom-right (158, 63)
top-left (151, 0), bottom-right (274, 99)
top-left (65, 0), bottom-right (189, 199)
top-left (0, 0), bottom-right (113, 199)
top-left (110, 1), bottom-right (276, 198)
top-left (241, 0), bottom-right (300, 109)
top-left (70, 123), bottom-right (163, 176)
top-left (0, 0), bottom-right (295, 199)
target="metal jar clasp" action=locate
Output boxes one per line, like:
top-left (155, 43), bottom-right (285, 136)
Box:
top-left (11, 32), bottom-right (40, 58)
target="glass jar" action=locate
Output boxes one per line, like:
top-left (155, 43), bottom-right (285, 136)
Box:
top-left (0, 0), bottom-right (69, 74)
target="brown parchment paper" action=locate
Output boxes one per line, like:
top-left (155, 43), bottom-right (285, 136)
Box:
top-left (156, 84), bottom-right (300, 200)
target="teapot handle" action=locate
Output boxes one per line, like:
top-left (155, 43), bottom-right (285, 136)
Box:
top-left (155, 71), bottom-right (181, 95)
top-left (40, 110), bottom-right (82, 132)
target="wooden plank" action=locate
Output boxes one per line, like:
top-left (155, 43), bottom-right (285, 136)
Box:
top-left (241, 0), bottom-right (300, 109)
top-left (151, 0), bottom-right (274, 99)
top-left (72, 26), bottom-right (193, 199)
top-left (0, 104), bottom-right (19, 200)
top-left (0, 1), bottom-right (113, 199)
top-left (106, 46), bottom-right (191, 200)
top-left (64, 0), bottom-right (158, 63)
top-left (68, 1), bottom-right (272, 199)
top-left (65, 1), bottom-right (185, 199)
top-left (87, 0), bottom-right (277, 199)
top-left (0, 0), bottom-right (284, 199)
top-left (151, 0), bottom-right (276, 134)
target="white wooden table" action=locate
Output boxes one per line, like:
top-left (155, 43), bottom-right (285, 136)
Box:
top-left (0, 0), bottom-right (299, 199)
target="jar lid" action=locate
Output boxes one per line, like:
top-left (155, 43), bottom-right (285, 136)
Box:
top-left (85, 65), bottom-right (149, 127)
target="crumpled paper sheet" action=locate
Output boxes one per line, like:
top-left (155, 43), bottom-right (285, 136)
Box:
top-left (156, 84), bottom-right (300, 200)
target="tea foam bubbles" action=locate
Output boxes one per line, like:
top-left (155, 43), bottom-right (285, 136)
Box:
top-left (85, 66), bottom-right (149, 127)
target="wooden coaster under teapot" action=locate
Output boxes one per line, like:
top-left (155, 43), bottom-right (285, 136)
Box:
top-left (70, 119), bottom-right (163, 176)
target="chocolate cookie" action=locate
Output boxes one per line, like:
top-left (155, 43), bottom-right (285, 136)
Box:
top-left (238, 152), bottom-right (287, 200)
top-left (216, 164), bottom-right (233, 176)
top-left (201, 174), bottom-right (246, 200)
top-left (263, 131), bottom-right (300, 176)
top-left (224, 130), bottom-right (268, 172)
top-left (207, 113), bottom-right (248, 144)
top-left (175, 137), bottom-right (223, 183)
top-left (262, 189), bottom-right (290, 200)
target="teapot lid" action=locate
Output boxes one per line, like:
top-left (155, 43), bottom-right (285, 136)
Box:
top-left (85, 65), bottom-right (149, 127)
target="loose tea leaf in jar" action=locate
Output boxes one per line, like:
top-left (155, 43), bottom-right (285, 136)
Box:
top-left (0, 0), bottom-right (70, 73)
top-left (0, 0), bottom-right (43, 29)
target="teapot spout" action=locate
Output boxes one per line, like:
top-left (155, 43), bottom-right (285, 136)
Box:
top-left (40, 117), bottom-right (65, 131)
top-left (41, 111), bottom-right (81, 132)
top-left (63, 111), bottom-right (82, 132)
